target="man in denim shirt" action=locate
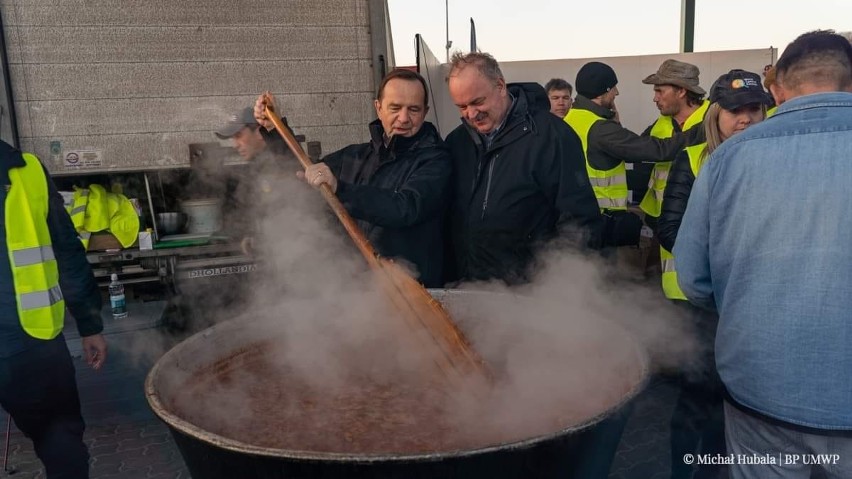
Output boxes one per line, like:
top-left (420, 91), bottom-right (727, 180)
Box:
top-left (675, 30), bottom-right (852, 479)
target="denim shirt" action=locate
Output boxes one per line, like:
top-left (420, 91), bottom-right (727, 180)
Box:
top-left (675, 92), bottom-right (852, 430)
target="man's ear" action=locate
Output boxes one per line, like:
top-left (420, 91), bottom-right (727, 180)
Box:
top-left (496, 78), bottom-right (507, 94)
top-left (769, 83), bottom-right (785, 105)
top-left (374, 99), bottom-right (382, 116)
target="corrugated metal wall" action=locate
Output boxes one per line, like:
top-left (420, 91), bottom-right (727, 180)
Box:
top-left (0, 0), bottom-right (382, 172)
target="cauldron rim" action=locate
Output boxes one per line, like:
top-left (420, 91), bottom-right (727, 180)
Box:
top-left (145, 289), bottom-right (650, 463)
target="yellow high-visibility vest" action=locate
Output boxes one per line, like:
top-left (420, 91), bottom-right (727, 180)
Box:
top-left (661, 142), bottom-right (707, 300)
top-left (639, 100), bottom-right (710, 218)
top-left (766, 105), bottom-right (778, 117)
top-left (7, 153), bottom-right (66, 339)
top-left (565, 108), bottom-right (628, 211)
top-left (67, 184), bottom-right (139, 249)
top-left (67, 186), bottom-right (92, 248)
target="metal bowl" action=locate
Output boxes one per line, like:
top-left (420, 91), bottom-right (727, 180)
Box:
top-left (156, 212), bottom-right (187, 235)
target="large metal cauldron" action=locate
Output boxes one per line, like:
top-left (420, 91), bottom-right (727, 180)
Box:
top-left (145, 290), bottom-right (649, 479)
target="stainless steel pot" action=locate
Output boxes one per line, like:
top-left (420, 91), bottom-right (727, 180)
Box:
top-left (156, 212), bottom-right (187, 235)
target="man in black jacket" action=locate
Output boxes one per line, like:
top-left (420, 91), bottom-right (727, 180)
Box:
top-left (0, 141), bottom-right (107, 478)
top-left (444, 52), bottom-right (602, 284)
top-left (254, 69), bottom-right (451, 287)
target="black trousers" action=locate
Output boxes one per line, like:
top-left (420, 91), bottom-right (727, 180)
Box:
top-left (0, 338), bottom-right (89, 479)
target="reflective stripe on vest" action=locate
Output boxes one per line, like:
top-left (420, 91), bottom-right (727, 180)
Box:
top-left (639, 100), bottom-right (710, 218)
top-left (565, 108), bottom-right (628, 211)
top-left (661, 142), bottom-right (707, 300)
top-left (6, 153), bottom-right (66, 339)
top-left (20, 285), bottom-right (63, 310)
top-left (11, 245), bottom-right (56, 266)
top-left (67, 187), bottom-right (89, 228)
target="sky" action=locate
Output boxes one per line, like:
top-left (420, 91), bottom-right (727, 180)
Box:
top-left (387, 0), bottom-right (852, 66)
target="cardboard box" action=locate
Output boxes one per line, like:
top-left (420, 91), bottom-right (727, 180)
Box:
top-left (87, 232), bottom-right (137, 251)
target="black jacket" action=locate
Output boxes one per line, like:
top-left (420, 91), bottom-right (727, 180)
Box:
top-left (322, 120), bottom-right (451, 288)
top-left (657, 148), bottom-right (697, 252)
top-left (0, 141), bottom-right (102, 358)
top-left (445, 83), bottom-right (603, 284)
top-left (573, 95), bottom-right (705, 172)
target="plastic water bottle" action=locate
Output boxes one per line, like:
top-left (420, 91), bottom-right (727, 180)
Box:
top-left (109, 273), bottom-right (128, 319)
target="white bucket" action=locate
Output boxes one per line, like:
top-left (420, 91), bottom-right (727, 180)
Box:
top-left (182, 198), bottom-right (221, 234)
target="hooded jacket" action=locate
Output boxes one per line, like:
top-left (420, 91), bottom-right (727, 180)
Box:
top-left (445, 83), bottom-right (602, 284)
top-left (322, 120), bottom-right (451, 287)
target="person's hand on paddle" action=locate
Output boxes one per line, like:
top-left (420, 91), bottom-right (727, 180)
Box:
top-left (298, 163), bottom-right (337, 193)
top-left (253, 91), bottom-right (277, 131)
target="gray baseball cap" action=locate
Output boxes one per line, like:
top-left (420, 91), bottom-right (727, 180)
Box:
top-left (214, 107), bottom-right (258, 139)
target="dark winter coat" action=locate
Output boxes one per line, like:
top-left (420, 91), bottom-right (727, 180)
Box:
top-left (445, 83), bottom-right (603, 284)
top-left (657, 148), bottom-right (697, 252)
top-left (322, 120), bottom-right (451, 287)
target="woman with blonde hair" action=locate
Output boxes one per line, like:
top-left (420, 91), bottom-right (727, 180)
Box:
top-left (657, 69), bottom-right (770, 479)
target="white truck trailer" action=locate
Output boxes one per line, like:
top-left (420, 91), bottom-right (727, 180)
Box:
top-left (0, 0), bottom-right (395, 323)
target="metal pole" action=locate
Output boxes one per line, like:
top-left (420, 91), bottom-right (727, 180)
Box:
top-left (680, 0), bottom-right (695, 53)
top-left (445, 0), bottom-right (450, 62)
top-left (0, 9), bottom-right (21, 148)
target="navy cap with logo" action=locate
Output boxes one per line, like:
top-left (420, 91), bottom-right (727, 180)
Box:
top-left (214, 107), bottom-right (259, 139)
top-left (709, 69), bottom-right (771, 110)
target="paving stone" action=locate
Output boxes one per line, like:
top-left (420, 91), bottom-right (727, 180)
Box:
top-left (143, 442), bottom-right (179, 459)
top-left (90, 461), bottom-right (123, 476)
top-left (117, 435), bottom-right (170, 453)
top-left (91, 451), bottom-right (131, 467)
top-left (146, 473), bottom-right (183, 479)
top-left (119, 462), bottom-right (154, 475)
top-left (88, 442), bottom-right (120, 457)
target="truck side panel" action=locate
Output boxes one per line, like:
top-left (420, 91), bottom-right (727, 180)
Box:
top-left (0, 0), bottom-right (385, 172)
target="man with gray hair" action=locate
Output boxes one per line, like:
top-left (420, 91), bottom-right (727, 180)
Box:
top-left (443, 52), bottom-right (602, 285)
top-left (676, 30), bottom-right (852, 479)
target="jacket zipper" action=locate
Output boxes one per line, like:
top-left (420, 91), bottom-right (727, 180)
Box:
top-left (481, 154), bottom-right (497, 219)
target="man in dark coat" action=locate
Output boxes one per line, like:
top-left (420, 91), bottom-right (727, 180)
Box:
top-left (444, 51), bottom-right (603, 284)
top-left (255, 69), bottom-right (451, 287)
top-left (0, 140), bottom-right (107, 478)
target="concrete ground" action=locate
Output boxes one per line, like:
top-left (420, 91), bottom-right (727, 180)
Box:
top-left (1, 301), bottom-right (713, 479)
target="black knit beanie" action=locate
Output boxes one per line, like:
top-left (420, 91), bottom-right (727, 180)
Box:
top-left (575, 62), bottom-right (618, 99)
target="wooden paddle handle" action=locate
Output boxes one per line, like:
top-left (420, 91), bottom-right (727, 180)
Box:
top-left (263, 104), bottom-right (381, 267)
top-left (262, 102), bottom-right (491, 382)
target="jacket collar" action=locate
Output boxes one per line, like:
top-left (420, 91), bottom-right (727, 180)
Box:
top-left (461, 82), bottom-right (546, 151)
top-left (573, 95), bottom-right (616, 120)
top-left (774, 91), bottom-right (852, 116)
top-left (0, 140), bottom-right (25, 187)
top-left (368, 118), bottom-right (440, 155)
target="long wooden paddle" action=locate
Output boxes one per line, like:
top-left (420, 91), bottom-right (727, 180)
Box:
top-left (263, 103), bottom-right (490, 382)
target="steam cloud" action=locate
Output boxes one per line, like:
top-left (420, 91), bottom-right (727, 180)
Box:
top-left (153, 157), bottom-right (703, 454)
